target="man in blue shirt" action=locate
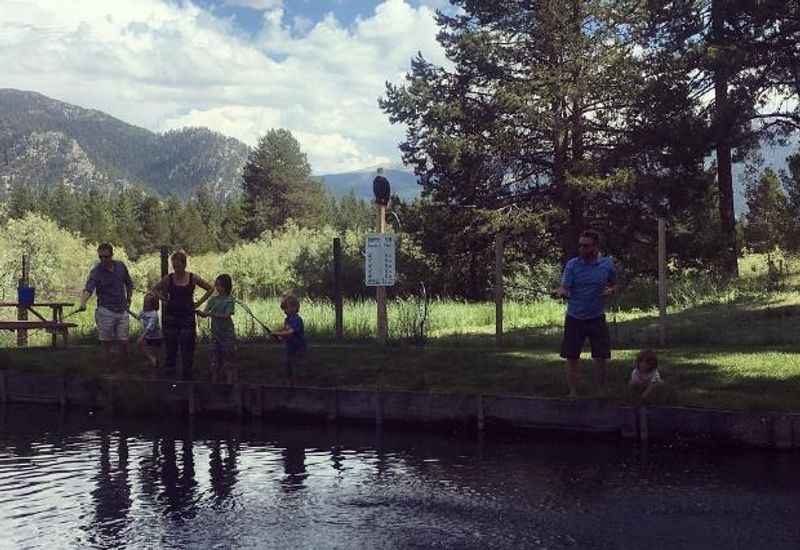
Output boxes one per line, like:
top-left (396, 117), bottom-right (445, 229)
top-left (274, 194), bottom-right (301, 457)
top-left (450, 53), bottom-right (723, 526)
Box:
top-left (556, 229), bottom-right (616, 397)
top-left (77, 243), bottom-right (134, 366)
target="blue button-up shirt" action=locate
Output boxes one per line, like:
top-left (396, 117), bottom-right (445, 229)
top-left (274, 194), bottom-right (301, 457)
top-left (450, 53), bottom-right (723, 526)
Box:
top-left (561, 256), bottom-right (616, 320)
top-left (84, 260), bottom-right (133, 313)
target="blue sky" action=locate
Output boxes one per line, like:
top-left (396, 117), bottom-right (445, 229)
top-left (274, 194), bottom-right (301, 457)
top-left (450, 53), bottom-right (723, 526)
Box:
top-left (193, 1), bottom-right (447, 36)
top-left (1, 0), bottom-right (453, 173)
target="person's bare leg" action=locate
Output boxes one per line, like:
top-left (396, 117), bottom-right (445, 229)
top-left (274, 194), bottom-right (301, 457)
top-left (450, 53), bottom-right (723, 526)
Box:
top-left (593, 358), bottom-right (607, 394)
top-left (566, 358), bottom-right (580, 397)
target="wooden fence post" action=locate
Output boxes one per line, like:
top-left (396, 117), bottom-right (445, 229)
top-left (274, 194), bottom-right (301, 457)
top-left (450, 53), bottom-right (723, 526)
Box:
top-left (17, 255), bottom-right (28, 347)
top-left (495, 235), bottom-right (504, 346)
top-left (160, 246), bottom-right (169, 279)
top-left (333, 238), bottom-right (343, 340)
top-left (658, 218), bottom-right (667, 346)
top-left (160, 246), bottom-right (169, 336)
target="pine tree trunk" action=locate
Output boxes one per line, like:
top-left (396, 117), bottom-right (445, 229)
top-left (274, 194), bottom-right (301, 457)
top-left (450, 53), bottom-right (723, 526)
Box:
top-left (712, 0), bottom-right (739, 278)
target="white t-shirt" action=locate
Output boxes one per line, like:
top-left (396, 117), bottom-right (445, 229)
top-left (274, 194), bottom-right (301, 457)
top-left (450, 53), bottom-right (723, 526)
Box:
top-left (630, 367), bottom-right (662, 386)
top-left (138, 310), bottom-right (161, 339)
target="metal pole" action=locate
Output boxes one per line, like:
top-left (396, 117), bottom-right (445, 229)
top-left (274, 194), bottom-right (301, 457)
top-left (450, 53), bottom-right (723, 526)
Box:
top-left (495, 235), bottom-right (504, 346)
top-left (333, 237), bottom-right (343, 340)
top-left (658, 218), bottom-right (667, 346)
top-left (377, 206), bottom-right (388, 344)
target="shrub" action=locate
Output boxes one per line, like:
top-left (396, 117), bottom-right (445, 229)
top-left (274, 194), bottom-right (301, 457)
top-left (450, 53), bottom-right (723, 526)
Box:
top-left (0, 213), bottom-right (126, 301)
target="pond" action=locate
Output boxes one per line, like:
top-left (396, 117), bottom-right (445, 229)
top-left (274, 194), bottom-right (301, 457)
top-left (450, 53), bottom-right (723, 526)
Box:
top-left (0, 405), bottom-right (798, 549)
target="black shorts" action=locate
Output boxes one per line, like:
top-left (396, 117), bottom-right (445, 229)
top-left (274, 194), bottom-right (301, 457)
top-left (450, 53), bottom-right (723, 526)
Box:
top-left (560, 315), bottom-right (611, 360)
top-left (144, 338), bottom-right (162, 348)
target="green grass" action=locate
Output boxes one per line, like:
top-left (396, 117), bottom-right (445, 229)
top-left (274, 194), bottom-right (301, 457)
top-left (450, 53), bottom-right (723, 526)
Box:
top-left (3, 251), bottom-right (800, 348)
top-left (4, 342), bottom-right (800, 412)
top-left (3, 251), bottom-right (800, 412)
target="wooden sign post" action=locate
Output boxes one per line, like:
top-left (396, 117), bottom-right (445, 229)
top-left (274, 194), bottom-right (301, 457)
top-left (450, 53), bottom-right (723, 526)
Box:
top-left (376, 206), bottom-right (388, 344)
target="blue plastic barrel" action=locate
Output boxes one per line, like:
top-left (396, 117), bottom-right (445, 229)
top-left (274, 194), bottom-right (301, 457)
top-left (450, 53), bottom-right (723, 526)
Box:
top-left (17, 286), bottom-right (35, 307)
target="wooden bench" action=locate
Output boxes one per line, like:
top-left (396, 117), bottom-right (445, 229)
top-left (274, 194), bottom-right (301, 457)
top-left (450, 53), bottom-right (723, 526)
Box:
top-left (0, 321), bottom-right (77, 348)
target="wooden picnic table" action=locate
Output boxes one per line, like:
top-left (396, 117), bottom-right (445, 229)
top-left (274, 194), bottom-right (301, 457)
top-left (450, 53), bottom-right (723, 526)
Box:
top-left (0, 302), bottom-right (76, 348)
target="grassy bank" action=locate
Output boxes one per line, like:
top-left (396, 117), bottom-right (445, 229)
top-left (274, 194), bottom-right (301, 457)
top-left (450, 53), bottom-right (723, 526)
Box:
top-left (3, 287), bottom-right (800, 349)
top-left (3, 252), bottom-right (800, 412)
top-left (3, 241), bottom-right (800, 348)
top-left (4, 342), bottom-right (800, 412)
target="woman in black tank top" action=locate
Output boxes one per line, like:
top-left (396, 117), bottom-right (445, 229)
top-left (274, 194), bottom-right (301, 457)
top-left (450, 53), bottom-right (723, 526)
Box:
top-left (151, 251), bottom-right (213, 380)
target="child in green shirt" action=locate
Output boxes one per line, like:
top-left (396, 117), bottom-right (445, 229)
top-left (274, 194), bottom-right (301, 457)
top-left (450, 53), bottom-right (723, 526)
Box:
top-left (196, 274), bottom-right (236, 383)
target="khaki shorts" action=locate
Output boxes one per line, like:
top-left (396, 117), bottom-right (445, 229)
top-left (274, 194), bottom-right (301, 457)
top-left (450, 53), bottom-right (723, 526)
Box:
top-left (95, 306), bottom-right (130, 342)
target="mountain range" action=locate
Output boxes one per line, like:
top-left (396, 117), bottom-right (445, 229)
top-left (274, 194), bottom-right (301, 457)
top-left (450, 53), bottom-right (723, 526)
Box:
top-left (0, 88), bottom-right (420, 202)
top-left (0, 88), bottom-right (796, 212)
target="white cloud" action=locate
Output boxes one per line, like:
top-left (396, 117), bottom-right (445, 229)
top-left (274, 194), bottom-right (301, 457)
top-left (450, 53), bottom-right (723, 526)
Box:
top-left (0, 0), bottom-right (448, 174)
top-left (224, 0), bottom-right (283, 10)
top-left (292, 15), bottom-right (313, 35)
top-left (161, 105), bottom-right (283, 144)
top-left (419, 0), bottom-right (452, 11)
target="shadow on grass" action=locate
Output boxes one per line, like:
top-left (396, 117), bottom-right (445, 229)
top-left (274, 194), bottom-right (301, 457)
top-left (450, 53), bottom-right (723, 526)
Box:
top-left (424, 291), bottom-right (800, 349)
top-left (6, 339), bottom-right (800, 411)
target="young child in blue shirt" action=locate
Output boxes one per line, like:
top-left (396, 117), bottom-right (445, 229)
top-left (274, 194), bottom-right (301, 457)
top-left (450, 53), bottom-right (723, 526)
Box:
top-left (272, 294), bottom-right (306, 384)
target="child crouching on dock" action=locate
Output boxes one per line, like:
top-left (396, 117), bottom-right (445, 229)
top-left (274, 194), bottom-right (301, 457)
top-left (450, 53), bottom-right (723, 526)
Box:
top-left (196, 274), bottom-right (237, 383)
top-left (629, 349), bottom-right (663, 402)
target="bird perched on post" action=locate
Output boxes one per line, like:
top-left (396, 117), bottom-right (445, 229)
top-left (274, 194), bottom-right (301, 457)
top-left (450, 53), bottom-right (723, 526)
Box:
top-left (372, 167), bottom-right (391, 207)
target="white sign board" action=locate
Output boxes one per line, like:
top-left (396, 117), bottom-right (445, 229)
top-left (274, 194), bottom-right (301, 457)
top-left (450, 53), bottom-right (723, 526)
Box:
top-left (365, 234), bottom-right (396, 286)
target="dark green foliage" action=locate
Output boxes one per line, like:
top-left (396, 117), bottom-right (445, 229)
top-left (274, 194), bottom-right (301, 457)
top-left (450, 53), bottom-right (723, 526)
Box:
top-left (326, 190), bottom-right (374, 233)
top-left (782, 153), bottom-right (800, 252)
top-left (639, 0), bottom-right (800, 276)
top-left (743, 168), bottom-right (788, 253)
top-left (79, 188), bottom-right (114, 245)
top-left (380, 0), bottom-right (715, 282)
top-left (392, 197), bottom-right (558, 300)
top-left (2, 184), bottom-right (243, 257)
top-left (174, 200), bottom-right (211, 254)
top-left (5, 178), bottom-right (37, 219)
top-left (241, 129), bottom-right (327, 238)
top-left (111, 188), bottom-right (144, 256)
top-left (136, 195), bottom-right (169, 255)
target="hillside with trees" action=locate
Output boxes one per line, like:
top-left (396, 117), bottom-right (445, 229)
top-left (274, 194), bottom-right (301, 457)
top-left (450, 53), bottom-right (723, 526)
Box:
top-left (0, 89), bottom-right (249, 199)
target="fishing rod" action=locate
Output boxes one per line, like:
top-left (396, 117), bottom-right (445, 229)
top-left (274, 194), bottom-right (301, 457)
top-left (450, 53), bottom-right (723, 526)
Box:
top-left (233, 299), bottom-right (279, 339)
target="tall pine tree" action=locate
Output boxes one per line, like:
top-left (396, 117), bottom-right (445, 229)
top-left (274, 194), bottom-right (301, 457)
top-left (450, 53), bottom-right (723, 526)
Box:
top-left (241, 129), bottom-right (322, 239)
top-left (744, 168), bottom-right (787, 252)
top-left (639, 0), bottom-right (800, 276)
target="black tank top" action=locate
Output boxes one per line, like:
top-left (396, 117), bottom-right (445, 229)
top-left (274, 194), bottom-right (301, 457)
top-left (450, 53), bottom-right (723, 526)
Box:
top-left (167, 273), bottom-right (196, 317)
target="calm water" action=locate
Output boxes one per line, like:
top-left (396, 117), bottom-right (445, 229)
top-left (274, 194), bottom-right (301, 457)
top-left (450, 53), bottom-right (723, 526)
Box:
top-left (0, 405), bottom-right (798, 550)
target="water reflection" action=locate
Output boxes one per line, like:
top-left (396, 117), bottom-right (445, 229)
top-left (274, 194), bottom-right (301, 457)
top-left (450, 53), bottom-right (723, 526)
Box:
top-left (209, 439), bottom-right (239, 506)
top-left (0, 406), bottom-right (797, 550)
top-left (90, 431), bottom-right (131, 545)
top-left (281, 445), bottom-right (306, 492)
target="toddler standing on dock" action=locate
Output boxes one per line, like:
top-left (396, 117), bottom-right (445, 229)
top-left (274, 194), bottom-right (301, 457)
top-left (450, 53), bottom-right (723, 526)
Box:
top-left (271, 294), bottom-right (306, 385)
top-left (137, 292), bottom-right (162, 368)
